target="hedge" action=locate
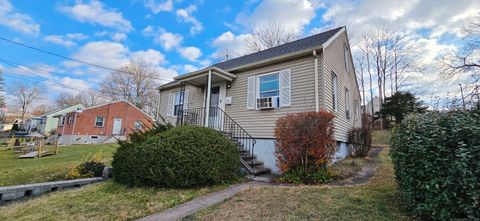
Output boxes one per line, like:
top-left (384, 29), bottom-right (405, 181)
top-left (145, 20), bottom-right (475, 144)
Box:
top-left (390, 111), bottom-right (480, 220)
top-left (112, 126), bottom-right (239, 188)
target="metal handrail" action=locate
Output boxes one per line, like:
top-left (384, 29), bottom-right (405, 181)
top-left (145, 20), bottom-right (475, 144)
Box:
top-left (177, 107), bottom-right (257, 173)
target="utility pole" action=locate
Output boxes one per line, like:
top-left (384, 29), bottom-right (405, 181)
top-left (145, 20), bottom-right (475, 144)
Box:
top-left (459, 84), bottom-right (466, 109)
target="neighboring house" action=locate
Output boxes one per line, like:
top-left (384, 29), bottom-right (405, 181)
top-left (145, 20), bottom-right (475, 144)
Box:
top-left (55, 100), bottom-right (153, 145)
top-left (366, 96), bottom-right (381, 116)
top-left (157, 26), bottom-right (362, 174)
top-left (24, 104), bottom-right (85, 135)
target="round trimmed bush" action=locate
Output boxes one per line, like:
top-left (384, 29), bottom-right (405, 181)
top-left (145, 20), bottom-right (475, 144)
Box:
top-left (112, 126), bottom-right (239, 188)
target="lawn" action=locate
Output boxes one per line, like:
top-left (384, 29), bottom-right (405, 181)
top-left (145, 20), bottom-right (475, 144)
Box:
top-left (0, 144), bottom-right (116, 186)
top-left (0, 180), bottom-right (229, 221)
top-left (372, 129), bottom-right (392, 146)
top-left (188, 148), bottom-right (410, 220)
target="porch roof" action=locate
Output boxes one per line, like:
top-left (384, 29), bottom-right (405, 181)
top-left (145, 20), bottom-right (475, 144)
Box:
top-left (158, 67), bottom-right (235, 90)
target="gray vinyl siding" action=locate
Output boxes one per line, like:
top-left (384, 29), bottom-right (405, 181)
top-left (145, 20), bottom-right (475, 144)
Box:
top-left (225, 55), bottom-right (320, 138)
top-left (159, 84), bottom-right (204, 124)
top-left (323, 31), bottom-right (362, 142)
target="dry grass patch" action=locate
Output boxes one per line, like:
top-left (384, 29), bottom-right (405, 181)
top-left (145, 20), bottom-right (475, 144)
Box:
top-left (372, 130), bottom-right (392, 146)
top-left (187, 149), bottom-right (410, 221)
top-left (0, 180), bottom-right (229, 221)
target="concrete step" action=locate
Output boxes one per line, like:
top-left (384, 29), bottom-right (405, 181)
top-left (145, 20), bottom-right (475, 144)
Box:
top-left (246, 159), bottom-right (263, 167)
top-left (251, 166), bottom-right (271, 176)
top-left (240, 154), bottom-right (255, 161)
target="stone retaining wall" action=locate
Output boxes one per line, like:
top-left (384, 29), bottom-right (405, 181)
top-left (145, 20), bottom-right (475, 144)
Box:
top-left (0, 177), bottom-right (104, 204)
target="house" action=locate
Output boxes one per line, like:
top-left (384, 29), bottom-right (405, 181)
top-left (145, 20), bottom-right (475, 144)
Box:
top-left (366, 96), bottom-right (381, 116)
top-left (24, 104), bottom-right (84, 135)
top-left (55, 100), bottom-right (153, 145)
top-left (157, 26), bottom-right (362, 174)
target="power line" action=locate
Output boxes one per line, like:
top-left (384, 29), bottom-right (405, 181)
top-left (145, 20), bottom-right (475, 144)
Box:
top-left (0, 58), bottom-right (102, 85)
top-left (0, 37), bottom-right (174, 82)
top-left (0, 61), bottom-right (90, 94)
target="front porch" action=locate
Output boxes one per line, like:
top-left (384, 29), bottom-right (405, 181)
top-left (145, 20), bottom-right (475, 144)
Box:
top-left (164, 67), bottom-right (271, 176)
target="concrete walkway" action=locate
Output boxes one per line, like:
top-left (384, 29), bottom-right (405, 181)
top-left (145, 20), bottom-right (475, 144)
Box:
top-left (137, 181), bottom-right (269, 221)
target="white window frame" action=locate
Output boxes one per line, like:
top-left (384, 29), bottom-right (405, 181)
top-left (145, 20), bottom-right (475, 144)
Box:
top-left (67, 115), bottom-right (74, 124)
top-left (94, 116), bottom-right (105, 127)
top-left (134, 121), bottom-right (142, 130)
top-left (173, 91), bottom-right (184, 116)
top-left (344, 44), bottom-right (350, 75)
top-left (332, 72), bottom-right (338, 111)
top-left (256, 71), bottom-right (280, 98)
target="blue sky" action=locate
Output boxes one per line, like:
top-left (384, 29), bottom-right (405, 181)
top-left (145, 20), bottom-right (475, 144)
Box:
top-left (0, 0), bottom-right (479, 110)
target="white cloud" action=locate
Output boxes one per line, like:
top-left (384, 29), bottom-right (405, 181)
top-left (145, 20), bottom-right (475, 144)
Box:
top-left (43, 33), bottom-right (88, 47)
top-left (64, 41), bottom-right (177, 84)
top-left (211, 31), bottom-right (251, 59)
top-left (45, 77), bottom-right (91, 95)
top-left (143, 0), bottom-right (173, 13)
top-left (111, 32), bottom-right (127, 42)
top-left (178, 46), bottom-right (202, 61)
top-left (236, 0), bottom-right (316, 35)
top-left (59, 0), bottom-right (132, 32)
top-left (143, 26), bottom-right (183, 51)
top-left (0, 0), bottom-right (40, 35)
top-left (131, 49), bottom-right (166, 66)
top-left (176, 5), bottom-right (203, 34)
top-left (321, 0), bottom-right (480, 39)
top-left (183, 64), bottom-right (199, 73)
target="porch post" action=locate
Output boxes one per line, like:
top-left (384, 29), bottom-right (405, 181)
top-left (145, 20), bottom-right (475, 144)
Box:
top-left (204, 69), bottom-right (212, 127)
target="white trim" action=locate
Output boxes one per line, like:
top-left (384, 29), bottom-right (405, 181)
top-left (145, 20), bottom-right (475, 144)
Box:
top-left (322, 26), bottom-right (346, 49)
top-left (313, 50), bottom-right (319, 112)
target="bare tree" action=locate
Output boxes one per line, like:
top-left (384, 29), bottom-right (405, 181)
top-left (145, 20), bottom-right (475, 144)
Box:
top-left (55, 89), bottom-right (103, 108)
top-left (246, 20), bottom-right (298, 52)
top-left (442, 14), bottom-right (480, 106)
top-left (10, 81), bottom-right (44, 124)
top-left (99, 60), bottom-right (158, 115)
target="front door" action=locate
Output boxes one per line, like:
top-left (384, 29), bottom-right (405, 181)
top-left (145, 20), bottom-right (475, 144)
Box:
top-left (209, 86), bottom-right (221, 129)
top-left (112, 118), bottom-right (122, 135)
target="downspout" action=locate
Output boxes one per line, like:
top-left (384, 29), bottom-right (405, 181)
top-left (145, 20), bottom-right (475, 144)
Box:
top-left (313, 50), bottom-right (319, 112)
top-left (321, 48), bottom-right (326, 109)
top-left (204, 69), bottom-right (212, 127)
top-left (156, 89), bottom-right (161, 121)
top-left (71, 112), bottom-right (78, 143)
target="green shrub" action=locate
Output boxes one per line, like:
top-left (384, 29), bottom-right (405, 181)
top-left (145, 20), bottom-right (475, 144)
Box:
top-left (112, 126), bottom-right (239, 188)
top-left (66, 152), bottom-right (105, 180)
top-left (390, 111), bottom-right (480, 220)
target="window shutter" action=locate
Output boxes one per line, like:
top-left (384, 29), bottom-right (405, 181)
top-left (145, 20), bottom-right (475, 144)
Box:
top-left (279, 69), bottom-right (291, 107)
top-left (247, 76), bottom-right (256, 109)
top-left (183, 90), bottom-right (190, 110)
top-left (167, 93), bottom-right (173, 116)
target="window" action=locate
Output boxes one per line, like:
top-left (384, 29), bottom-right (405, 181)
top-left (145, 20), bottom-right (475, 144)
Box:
top-left (90, 136), bottom-right (99, 139)
top-left (345, 88), bottom-right (350, 119)
top-left (67, 115), bottom-right (74, 124)
top-left (60, 116), bottom-right (65, 126)
top-left (332, 73), bottom-right (338, 111)
top-left (134, 121), bottom-right (142, 130)
top-left (173, 91), bottom-right (184, 116)
top-left (258, 73), bottom-right (279, 98)
top-left (344, 45), bottom-right (350, 74)
top-left (95, 116), bottom-right (105, 127)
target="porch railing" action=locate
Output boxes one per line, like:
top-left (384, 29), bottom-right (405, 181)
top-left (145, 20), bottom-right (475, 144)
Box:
top-left (176, 107), bottom-right (257, 173)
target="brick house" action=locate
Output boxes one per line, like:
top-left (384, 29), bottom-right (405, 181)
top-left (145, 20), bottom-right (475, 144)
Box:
top-left (55, 100), bottom-right (154, 145)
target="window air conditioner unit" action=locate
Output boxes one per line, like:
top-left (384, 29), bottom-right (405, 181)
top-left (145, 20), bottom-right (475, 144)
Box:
top-left (257, 96), bottom-right (279, 110)
top-left (346, 110), bottom-right (351, 119)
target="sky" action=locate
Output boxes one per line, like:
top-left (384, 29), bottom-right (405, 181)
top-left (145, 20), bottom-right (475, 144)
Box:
top-left (0, 0), bottom-right (479, 111)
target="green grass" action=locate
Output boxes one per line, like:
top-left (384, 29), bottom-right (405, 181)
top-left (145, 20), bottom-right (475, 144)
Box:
top-left (188, 149), bottom-right (410, 221)
top-left (372, 129), bottom-right (392, 146)
top-left (0, 180), bottom-right (228, 221)
top-left (0, 144), bottom-right (116, 186)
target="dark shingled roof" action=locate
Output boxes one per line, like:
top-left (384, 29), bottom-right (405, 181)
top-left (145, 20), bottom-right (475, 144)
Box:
top-left (213, 26), bottom-right (343, 70)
